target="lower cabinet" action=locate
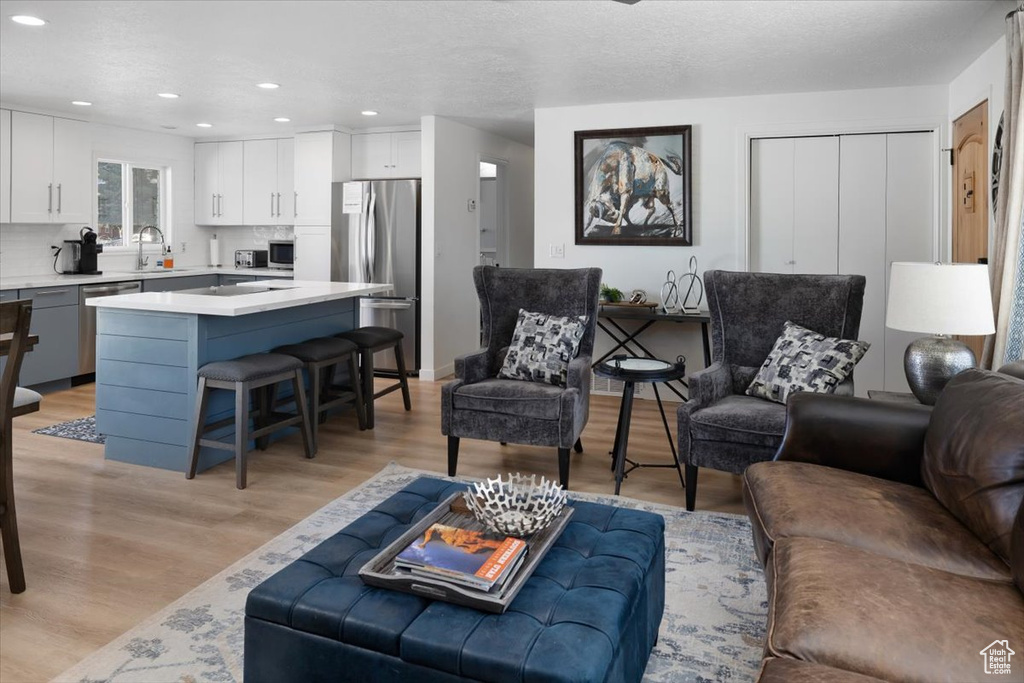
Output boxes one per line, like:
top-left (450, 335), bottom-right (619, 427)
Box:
top-left (219, 274), bottom-right (256, 286)
top-left (19, 300), bottom-right (79, 386)
top-left (143, 275), bottom-right (219, 292)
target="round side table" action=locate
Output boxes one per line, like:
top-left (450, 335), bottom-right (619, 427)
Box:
top-left (594, 356), bottom-right (687, 495)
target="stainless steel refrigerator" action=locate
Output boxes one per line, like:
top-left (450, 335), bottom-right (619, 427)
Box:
top-left (336, 179), bottom-right (420, 375)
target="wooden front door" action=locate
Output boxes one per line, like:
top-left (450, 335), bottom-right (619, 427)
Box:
top-left (952, 101), bottom-right (988, 359)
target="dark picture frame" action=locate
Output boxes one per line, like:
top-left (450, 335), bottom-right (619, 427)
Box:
top-left (574, 125), bottom-right (693, 246)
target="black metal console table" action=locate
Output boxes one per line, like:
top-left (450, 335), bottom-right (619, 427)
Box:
top-left (594, 356), bottom-right (688, 496)
top-left (595, 306), bottom-right (711, 400)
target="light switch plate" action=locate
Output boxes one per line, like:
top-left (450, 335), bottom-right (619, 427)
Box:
top-left (549, 243), bottom-right (565, 258)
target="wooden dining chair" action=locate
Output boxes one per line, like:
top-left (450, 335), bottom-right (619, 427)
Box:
top-left (1, 299), bottom-right (38, 593)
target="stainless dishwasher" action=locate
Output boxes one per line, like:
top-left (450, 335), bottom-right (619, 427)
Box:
top-left (79, 281), bottom-right (142, 373)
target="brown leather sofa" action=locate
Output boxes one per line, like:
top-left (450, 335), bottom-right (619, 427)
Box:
top-left (742, 368), bottom-right (1024, 683)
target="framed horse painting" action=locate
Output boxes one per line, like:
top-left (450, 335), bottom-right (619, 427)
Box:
top-left (574, 125), bottom-right (693, 246)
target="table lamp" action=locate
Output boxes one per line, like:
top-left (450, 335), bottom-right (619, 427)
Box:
top-left (886, 262), bottom-right (995, 405)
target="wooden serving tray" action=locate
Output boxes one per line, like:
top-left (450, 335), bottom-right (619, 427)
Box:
top-left (359, 492), bottom-right (574, 613)
top-left (601, 301), bottom-right (658, 308)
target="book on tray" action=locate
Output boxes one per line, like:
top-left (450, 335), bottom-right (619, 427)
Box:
top-left (394, 512), bottom-right (527, 592)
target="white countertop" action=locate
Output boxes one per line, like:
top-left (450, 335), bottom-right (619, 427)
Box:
top-left (0, 267), bottom-right (294, 291)
top-left (85, 279), bottom-right (391, 316)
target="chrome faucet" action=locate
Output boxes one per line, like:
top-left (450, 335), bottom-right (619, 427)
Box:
top-left (136, 225), bottom-right (165, 270)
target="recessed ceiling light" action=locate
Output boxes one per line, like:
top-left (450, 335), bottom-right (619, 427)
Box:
top-left (196, 123), bottom-right (213, 128)
top-left (273, 117), bottom-right (291, 123)
top-left (256, 82), bottom-right (279, 89)
top-left (10, 15), bottom-right (46, 26)
top-left (158, 93), bottom-right (179, 99)
top-left (71, 101), bottom-right (92, 106)
top-left (361, 110), bottom-right (379, 116)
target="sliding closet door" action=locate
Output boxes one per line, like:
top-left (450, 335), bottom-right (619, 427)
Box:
top-left (750, 138), bottom-right (795, 273)
top-left (839, 135), bottom-right (887, 396)
top-left (884, 132), bottom-right (936, 392)
top-left (750, 137), bottom-right (838, 274)
top-left (793, 138), bottom-right (839, 274)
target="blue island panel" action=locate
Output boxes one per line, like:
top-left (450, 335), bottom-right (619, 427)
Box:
top-left (95, 298), bottom-right (357, 473)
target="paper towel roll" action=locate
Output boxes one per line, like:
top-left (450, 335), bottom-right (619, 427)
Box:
top-left (209, 234), bottom-right (220, 267)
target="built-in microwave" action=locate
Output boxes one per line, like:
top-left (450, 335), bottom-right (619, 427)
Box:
top-left (268, 240), bottom-right (294, 270)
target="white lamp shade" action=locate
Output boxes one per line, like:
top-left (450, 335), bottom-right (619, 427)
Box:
top-left (886, 262), bottom-right (995, 335)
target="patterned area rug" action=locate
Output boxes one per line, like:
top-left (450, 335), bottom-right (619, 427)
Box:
top-left (54, 463), bottom-right (767, 683)
top-left (33, 415), bottom-right (106, 444)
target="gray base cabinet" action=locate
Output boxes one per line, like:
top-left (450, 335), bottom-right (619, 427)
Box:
top-left (19, 301), bottom-right (79, 386)
top-left (143, 275), bottom-right (219, 292)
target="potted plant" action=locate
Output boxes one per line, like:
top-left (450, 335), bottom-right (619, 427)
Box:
top-left (600, 284), bottom-right (623, 304)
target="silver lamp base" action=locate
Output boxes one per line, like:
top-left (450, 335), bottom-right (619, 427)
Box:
top-left (904, 335), bottom-right (977, 405)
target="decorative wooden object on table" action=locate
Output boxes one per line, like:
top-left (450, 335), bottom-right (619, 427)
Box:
top-left (1, 299), bottom-right (38, 593)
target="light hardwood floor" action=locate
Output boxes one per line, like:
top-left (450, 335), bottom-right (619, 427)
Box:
top-left (0, 379), bottom-right (745, 682)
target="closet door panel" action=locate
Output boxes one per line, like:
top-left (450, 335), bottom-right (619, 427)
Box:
top-left (884, 132), bottom-right (936, 393)
top-left (839, 134), bottom-right (887, 396)
top-left (750, 138), bottom-right (795, 273)
top-left (793, 137), bottom-right (839, 274)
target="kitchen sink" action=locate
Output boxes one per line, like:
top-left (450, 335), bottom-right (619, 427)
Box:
top-left (177, 285), bottom-right (293, 297)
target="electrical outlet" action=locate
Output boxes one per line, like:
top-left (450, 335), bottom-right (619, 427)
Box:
top-left (467, 199), bottom-right (477, 212)
top-left (180, 241), bottom-right (187, 253)
top-left (549, 243), bottom-right (565, 259)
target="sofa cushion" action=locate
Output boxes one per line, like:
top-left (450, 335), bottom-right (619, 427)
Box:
top-left (766, 537), bottom-right (1024, 683)
top-left (746, 321), bottom-right (869, 404)
top-left (922, 369), bottom-right (1024, 563)
top-left (758, 658), bottom-right (886, 683)
top-left (743, 461), bottom-right (1011, 581)
top-left (498, 309), bottom-right (587, 387)
top-left (690, 395), bottom-right (786, 448)
top-left (452, 378), bottom-right (565, 420)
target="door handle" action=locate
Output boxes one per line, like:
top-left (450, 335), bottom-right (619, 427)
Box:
top-left (212, 193), bottom-right (217, 217)
top-left (218, 194), bottom-right (223, 217)
top-left (277, 193), bottom-right (281, 217)
top-left (294, 191), bottom-right (298, 216)
top-left (35, 289), bottom-right (69, 296)
top-left (57, 183), bottom-right (62, 213)
top-left (271, 192), bottom-right (275, 217)
top-left (48, 183), bottom-right (53, 213)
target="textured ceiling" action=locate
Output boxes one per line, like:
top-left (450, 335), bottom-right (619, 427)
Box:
top-left (0, 0), bottom-right (1013, 144)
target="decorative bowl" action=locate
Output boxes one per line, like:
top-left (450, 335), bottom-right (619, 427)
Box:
top-left (463, 473), bottom-right (567, 537)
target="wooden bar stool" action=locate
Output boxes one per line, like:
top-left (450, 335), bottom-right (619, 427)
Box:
top-left (334, 326), bottom-right (411, 429)
top-left (187, 353), bottom-right (314, 489)
top-left (273, 337), bottom-right (366, 451)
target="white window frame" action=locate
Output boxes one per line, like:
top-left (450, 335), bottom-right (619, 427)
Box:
top-left (95, 158), bottom-right (172, 251)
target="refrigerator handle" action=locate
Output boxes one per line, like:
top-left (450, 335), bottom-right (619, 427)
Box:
top-left (364, 186), bottom-right (377, 283)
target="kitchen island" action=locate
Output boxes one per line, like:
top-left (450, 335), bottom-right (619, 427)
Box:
top-left (87, 280), bottom-right (390, 473)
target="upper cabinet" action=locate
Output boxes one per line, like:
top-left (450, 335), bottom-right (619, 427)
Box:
top-left (9, 111), bottom-right (91, 224)
top-left (194, 141), bottom-right (243, 225)
top-left (242, 138), bottom-right (294, 225)
top-left (1, 110), bottom-right (10, 223)
top-left (293, 130), bottom-right (350, 226)
top-left (351, 131), bottom-right (420, 179)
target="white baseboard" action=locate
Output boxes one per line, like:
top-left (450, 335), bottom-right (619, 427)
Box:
top-left (419, 363), bottom-right (455, 382)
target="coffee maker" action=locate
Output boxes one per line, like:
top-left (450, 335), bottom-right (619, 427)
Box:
top-left (57, 227), bottom-right (103, 275)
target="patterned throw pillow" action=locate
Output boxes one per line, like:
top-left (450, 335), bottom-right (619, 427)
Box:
top-left (746, 321), bottom-right (870, 404)
top-left (498, 309), bottom-right (588, 386)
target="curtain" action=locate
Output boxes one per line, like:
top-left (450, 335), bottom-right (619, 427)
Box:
top-left (985, 6), bottom-right (1024, 367)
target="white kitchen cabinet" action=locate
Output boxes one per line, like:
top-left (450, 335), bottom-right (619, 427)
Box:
top-left (293, 131), bottom-right (350, 226)
top-left (242, 138), bottom-right (294, 225)
top-left (293, 225), bottom-right (331, 281)
top-left (9, 111), bottom-right (91, 224)
top-left (194, 141), bottom-right (243, 226)
top-left (350, 131), bottom-right (421, 179)
top-left (1, 109), bottom-right (10, 223)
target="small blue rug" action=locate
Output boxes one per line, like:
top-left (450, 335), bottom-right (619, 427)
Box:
top-left (32, 415), bottom-right (106, 444)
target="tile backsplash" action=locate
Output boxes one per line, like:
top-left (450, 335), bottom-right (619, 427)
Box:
top-left (0, 224), bottom-right (294, 277)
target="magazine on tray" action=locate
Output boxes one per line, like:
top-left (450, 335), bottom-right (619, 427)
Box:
top-left (394, 513), bottom-right (527, 592)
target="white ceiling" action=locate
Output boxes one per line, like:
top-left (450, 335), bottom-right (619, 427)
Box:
top-left (0, 0), bottom-right (1013, 145)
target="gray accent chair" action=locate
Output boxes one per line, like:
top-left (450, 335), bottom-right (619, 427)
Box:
top-left (678, 270), bottom-right (866, 511)
top-left (442, 266), bottom-right (602, 489)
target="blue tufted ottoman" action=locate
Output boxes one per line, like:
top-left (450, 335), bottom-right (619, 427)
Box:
top-left (244, 477), bottom-right (665, 683)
